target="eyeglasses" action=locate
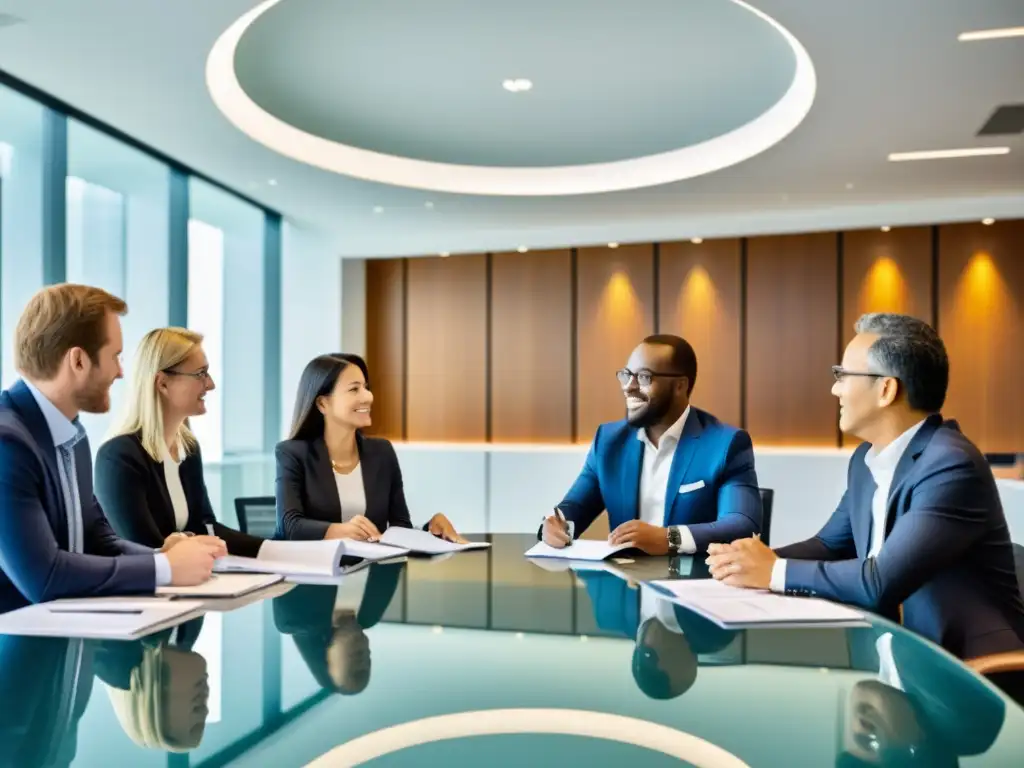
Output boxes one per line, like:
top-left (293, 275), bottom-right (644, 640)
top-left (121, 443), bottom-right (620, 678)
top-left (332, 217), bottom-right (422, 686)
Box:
top-left (831, 365), bottom-right (889, 382)
top-left (163, 366), bottom-right (212, 382)
top-left (616, 368), bottom-right (686, 388)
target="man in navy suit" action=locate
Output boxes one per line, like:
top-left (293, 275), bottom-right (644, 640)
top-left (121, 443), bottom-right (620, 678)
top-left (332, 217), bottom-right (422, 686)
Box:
top-left (708, 313), bottom-right (1024, 659)
top-left (0, 284), bottom-right (224, 613)
top-left (542, 334), bottom-right (762, 555)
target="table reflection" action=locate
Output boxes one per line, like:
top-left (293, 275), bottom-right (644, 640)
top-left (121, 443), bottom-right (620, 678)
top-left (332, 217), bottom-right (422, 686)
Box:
top-left (0, 535), bottom-right (1020, 767)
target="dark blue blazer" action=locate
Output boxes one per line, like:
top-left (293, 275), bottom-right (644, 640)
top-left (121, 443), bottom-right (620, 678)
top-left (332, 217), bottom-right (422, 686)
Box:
top-left (778, 415), bottom-right (1024, 659)
top-left (557, 408), bottom-right (762, 552)
top-left (0, 380), bottom-right (156, 613)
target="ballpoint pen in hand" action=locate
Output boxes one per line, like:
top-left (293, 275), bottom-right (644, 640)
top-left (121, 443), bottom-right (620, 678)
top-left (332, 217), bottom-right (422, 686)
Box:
top-left (553, 508), bottom-right (572, 546)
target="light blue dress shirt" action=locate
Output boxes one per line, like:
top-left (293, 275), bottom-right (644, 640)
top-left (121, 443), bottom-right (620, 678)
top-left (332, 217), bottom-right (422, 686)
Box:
top-left (23, 381), bottom-right (171, 586)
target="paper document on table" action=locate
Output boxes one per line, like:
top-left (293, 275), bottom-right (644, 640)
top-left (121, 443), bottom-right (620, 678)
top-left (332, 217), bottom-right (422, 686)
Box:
top-left (0, 599), bottom-right (203, 640)
top-left (648, 579), bottom-right (866, 629)
top-left (524, 539), bottom-right (634, 561)
top-left (213, 539), bottom-right (409, 578)
top-left (158, 573), bottom-right (283, 598)
top-left (379, 526), bottom-right (491, 555)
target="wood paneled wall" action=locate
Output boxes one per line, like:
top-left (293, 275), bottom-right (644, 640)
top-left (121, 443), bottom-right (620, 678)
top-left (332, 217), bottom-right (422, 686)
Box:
top-left (576, 245), bottom-right (655, 439)
top-left (939, 221), bottom-right (1024, 454)
top-left (491, 250), bottom-right (573, 442)
top-left (658, 239), bottom-right (742, 427)
top-left (746, 234), bottom-right (838, 446)
top-left (405, 255), bottom-right (488, 441)
top-left (362, 220), bottom-right (1023, 452)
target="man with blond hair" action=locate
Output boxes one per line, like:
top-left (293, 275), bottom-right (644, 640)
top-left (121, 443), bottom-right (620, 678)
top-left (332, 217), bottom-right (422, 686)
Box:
top-left (0, 283), bottom-right (225, 612)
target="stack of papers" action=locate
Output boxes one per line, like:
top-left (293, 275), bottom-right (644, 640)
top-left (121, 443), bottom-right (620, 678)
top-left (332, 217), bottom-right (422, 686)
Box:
top-left (214, 539), bottom-right (408, 579)
top-left (0, 598), bottom-right (204, 640)
top-left (648, 579), bottom-right (866, 629)
top-left (378, 527), bottom-right (491, 555)
top-left (524, 539), bottom-right (634, 562)
top-left (158, 573), bottom-right (283, 598)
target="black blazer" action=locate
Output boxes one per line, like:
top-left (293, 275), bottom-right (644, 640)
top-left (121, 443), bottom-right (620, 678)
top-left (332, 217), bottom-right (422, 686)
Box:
top-left (273, 562), bottom-right (402, 692)
top-left (95, 433), bottom-right (263, 558)
top-left (275, 434), bottom-right (414, 540)
top-left (777, 415), bottom-right (1024, 659)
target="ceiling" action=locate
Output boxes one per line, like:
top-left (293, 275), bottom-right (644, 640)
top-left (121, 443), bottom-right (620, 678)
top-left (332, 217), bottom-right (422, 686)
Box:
top-left (0, 0), bottom-right (1022, 257)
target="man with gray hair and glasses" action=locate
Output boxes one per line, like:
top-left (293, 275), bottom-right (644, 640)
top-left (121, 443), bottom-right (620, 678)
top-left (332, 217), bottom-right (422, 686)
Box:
top-left (706, 313), bottom-right (1024, 661)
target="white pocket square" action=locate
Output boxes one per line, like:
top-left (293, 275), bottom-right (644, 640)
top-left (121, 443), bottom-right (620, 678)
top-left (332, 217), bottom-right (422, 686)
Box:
top-left (678, 480), bottom-right (706, 494)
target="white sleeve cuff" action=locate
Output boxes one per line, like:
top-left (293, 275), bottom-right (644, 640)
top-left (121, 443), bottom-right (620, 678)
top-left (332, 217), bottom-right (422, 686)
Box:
top-left (674, 526), bottom-right (697, 555)
top-left (769, 558), bottom-right (787, 593)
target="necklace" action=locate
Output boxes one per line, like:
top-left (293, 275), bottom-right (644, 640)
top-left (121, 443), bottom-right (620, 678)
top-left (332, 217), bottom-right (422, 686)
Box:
top-left (330, 456), bottom-right (359, 474)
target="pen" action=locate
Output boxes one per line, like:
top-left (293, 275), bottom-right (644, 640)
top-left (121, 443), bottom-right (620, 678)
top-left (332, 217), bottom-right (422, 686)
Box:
top-left (553, 508), bottom-right (572, 546)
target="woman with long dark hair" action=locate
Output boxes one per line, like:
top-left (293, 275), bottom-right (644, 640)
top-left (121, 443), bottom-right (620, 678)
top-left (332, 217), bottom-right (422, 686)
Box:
top-left (275, 353), bottom-right (464, 541)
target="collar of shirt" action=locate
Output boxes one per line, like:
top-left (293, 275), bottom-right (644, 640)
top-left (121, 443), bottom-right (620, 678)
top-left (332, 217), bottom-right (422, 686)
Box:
top-left (637, 405), bottom-right (691, 452)
top-left (23, 379), bottom-right (82, 449)
top-left (863, 419), bottom-right (926, 480)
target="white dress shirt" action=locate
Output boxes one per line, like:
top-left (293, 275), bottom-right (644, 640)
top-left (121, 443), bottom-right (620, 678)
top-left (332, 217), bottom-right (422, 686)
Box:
top-left (636, 406), bottom-right (698, 553)
top-left (162, 442), bottom-right (190, 531)
top-left (769, 420), bottom-right (926, 592)
top-left (334, 463), bottom-right (368, 522)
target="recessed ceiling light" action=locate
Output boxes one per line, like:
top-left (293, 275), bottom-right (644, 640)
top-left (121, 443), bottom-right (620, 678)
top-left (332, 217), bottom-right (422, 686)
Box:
top-left (845, 182), bottom-right (854, 190)
top-left (502, 78), bottom-right (533, 93)
top-left (424, 201), bottom-right (434, 209)
top-left (982, 218), bottom-right (996, 226)
top-left (691, 237), bottom-right (704, 244)
top-left (439, 251), bottom-right (450, 258)
top-left (608, 242), bottom-right (619, 249)
top-left (958, 27), bottom-right (1024, 42)
top-left (373, 206), bottom-right (384, 214)
top-left (517, 246), bottom-right (529, 253)
top-left (881, 226), bottom-right (891, 232)
top-left (267, 178), bottom-right (278, 186)
top-left (887, 147), bottom-right (1010, 162)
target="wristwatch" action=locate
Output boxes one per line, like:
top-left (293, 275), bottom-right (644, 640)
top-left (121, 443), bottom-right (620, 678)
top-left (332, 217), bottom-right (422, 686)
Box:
top-left (667, 526), bottom-right (682, 556)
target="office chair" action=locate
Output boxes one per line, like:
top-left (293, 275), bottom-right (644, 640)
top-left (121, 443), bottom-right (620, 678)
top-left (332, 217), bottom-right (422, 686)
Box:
top-left (965, 543), bottom-right (1024, 706)
top-left (234, 496), bottom-right (278, 538)
top-left (758, 488), bottom-right (775, 547)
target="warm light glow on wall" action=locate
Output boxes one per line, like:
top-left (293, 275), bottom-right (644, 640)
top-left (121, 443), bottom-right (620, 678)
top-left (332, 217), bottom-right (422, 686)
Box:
top-left (858, 257), bottom-right (910, 313)
top-left (675, 266), bottom-right (721, 353)
top-left (954, 252), bottom-right (1011, 328)
top-left (599, 269), bottom-right (642, 325)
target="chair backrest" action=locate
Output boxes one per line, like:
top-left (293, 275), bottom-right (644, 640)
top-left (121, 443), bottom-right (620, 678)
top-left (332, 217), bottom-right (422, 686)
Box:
top-left (758, 488), bottom-right (775, 547)
top-left (234, 496), bottom-right (278, 538)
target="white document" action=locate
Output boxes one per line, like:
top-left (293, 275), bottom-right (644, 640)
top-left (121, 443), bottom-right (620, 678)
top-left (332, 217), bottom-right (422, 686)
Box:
top-left (157, 573), bottom-right (283, 598)
top-left (379, 526), bottom-right (491, 555)
top-left (524, 539), bottom-right (635, 562)
top-left (0, 599), bottom-right (204, 640)
top-left (648, 579), bottom-right (866, 629)
top-left (213, 539), bottom-right (409, 578)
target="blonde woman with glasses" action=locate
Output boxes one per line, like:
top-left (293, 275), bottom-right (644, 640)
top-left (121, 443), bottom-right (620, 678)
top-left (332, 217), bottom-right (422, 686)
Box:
top-left (95, 328), bottom-right (263, 557)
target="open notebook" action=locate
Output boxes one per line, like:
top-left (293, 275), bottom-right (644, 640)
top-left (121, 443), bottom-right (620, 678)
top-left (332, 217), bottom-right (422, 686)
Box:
top-left (214, 539), bottom-right (409, 579)
top-left (157, 573), bottom-right (283, 599)
top-left (378, 527), bottom-right (491, 556)
top-left (0, 599), bottom-right (204, 640)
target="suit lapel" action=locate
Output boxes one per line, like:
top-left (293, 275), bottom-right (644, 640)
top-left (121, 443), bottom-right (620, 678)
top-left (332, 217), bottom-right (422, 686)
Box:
top-left (854, 459), bottom-right (877, 556)
top-left (881, 415), bottom-right (943, 538)
top-left (619, 434), bottom-right (644, 520)
top-left (312, 439), bottom-right (343, 522)
top-left (9, 381), bottom-right (68, 543)
top-left (145, 435), bottom-right (178, 532)
top-left (663, 411), bottom-right (703, 525)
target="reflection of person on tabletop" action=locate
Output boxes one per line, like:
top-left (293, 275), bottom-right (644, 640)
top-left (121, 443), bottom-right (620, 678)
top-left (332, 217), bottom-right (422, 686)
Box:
top-left (273, 561), bottom-right (403, 694)
top-left (580, 570), bottom-right (737, 699)
top-left (95, 617), bottom-right (210, 753)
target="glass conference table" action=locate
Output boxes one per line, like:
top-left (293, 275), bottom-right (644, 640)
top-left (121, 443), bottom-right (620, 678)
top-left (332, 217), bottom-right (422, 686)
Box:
top-left (2, 535), bottom-right (1022, 768)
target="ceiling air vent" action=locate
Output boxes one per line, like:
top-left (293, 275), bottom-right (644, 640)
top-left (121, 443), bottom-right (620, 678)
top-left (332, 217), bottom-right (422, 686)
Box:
top-left (978, 104), bottom-right (1024, 136)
